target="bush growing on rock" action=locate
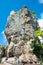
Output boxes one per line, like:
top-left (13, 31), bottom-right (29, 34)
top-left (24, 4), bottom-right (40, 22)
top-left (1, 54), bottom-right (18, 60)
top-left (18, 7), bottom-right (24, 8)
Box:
top-left (32, 35), bottom-right (43, 61)
top-left (0, 46), bottom-right (6, 57)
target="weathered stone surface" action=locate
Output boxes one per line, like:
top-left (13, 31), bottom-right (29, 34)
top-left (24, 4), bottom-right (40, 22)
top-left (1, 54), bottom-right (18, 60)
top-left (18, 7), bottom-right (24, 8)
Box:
top-left (3, 6), bottom-right (40, 65)
top-left (1, 57), bottom-right (6, 63)
top-left (4, 6), bottom-right (37, 41)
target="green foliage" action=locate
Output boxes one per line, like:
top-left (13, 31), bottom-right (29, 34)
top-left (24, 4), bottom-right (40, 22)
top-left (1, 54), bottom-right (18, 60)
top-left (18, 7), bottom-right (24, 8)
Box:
top-left (31, 11), bottom-right (36, 16)
top-left (20, 8), bottom-right (24, 12)
top-left (0, 45), bottom-right (5, 49)
top-left (34, 28), bottom-right (43, 37)
top-left (0, 45), bottom-right (6, 57)
top-left (33, 25), bottom-right (43, 64)
top-left (32, 40), bottom-right (43, 60)
top-left (32, 11), bottom-right (36, 14)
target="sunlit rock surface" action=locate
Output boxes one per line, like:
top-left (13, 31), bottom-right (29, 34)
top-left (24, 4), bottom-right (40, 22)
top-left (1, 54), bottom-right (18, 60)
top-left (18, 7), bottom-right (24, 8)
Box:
top-left (4, 6), bottom-right (40, 65)
top-left (5, 6), bottom-right (38, 39)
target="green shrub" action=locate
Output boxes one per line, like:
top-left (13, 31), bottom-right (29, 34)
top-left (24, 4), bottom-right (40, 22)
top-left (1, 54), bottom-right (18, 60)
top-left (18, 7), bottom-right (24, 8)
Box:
top-left (0, 46), bottom-right (6, 57)
top-left (34, 28), bottom-right (43, 37)
top-left (32, 40), bottom-right (43, 59)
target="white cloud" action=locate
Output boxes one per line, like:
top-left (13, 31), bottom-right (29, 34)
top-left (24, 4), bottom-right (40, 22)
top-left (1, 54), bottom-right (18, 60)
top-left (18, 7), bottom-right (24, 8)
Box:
top-left (37, 19), bottom-right (43, 31)
top-left (38, 36), bottom-right (43, 43)
top-left (39, 0), bottom-right (43, 3)
top-left (37, 13), bottom-right (43, 30)
top-left (40, 13), bottom-right (43, 19)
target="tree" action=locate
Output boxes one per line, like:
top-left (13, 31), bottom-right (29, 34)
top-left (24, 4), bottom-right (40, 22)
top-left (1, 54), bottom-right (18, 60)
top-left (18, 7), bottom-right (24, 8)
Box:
top-left (34, 28), bottom-right (43, 37)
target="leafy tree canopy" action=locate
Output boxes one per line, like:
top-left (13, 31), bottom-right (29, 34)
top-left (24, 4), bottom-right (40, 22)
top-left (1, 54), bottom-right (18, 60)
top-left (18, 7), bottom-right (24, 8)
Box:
top-left (34, 28), bottom-right (43, 37)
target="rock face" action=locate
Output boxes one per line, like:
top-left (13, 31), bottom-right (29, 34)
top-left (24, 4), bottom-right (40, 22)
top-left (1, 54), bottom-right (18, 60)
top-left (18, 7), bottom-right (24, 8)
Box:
top-left (4, 6), bottom-right (39, 65)
top-left (5, 6), bottom-right (38, 41)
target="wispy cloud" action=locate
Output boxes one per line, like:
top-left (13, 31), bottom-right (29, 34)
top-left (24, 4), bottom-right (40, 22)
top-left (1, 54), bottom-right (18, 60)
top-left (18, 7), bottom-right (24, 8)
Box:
top-left (40, 13), bottom-right (43, 19)
top-left (37, 13), bottom-right (43, 29)
top-left (39, 0), bottom-right (43, 3)
top-left (37, 19), bottom-right (43, 28)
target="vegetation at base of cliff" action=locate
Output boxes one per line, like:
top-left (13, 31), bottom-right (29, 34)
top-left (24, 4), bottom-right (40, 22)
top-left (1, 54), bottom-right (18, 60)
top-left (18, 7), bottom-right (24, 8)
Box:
top-left (32, 40), bottom-right (43, 65)
top-left (32, 26), bottom-right (43, 64)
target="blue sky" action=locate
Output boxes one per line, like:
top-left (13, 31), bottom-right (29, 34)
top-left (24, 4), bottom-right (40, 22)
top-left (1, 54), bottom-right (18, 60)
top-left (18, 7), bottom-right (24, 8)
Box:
top-left (0, 0), bottom-right (43, 45)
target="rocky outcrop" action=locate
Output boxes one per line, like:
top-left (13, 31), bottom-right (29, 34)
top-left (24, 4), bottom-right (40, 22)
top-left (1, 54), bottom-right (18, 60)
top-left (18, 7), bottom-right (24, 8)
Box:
top-left (4, 6), bottom-right (38, 42)
top-left (4, 6), bottom-right (40, 65)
